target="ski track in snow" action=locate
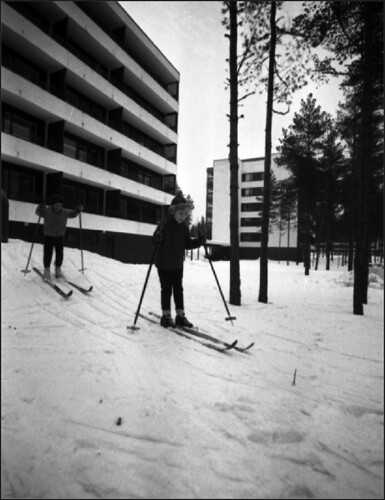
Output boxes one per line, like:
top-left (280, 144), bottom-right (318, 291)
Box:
top-left (1, 240), bottom-right (384, 499)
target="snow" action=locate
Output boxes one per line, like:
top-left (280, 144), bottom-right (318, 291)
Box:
top-left (1, 239), bottom-right (384, 499)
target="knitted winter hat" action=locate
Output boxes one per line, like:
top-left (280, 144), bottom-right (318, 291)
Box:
top-left (50, 194), bottom-right (64, 205)
top-left (169, 194), bottom-right (193, 214)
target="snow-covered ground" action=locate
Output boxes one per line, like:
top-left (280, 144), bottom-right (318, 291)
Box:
top-left (1, 239), bottom-right (383, 499)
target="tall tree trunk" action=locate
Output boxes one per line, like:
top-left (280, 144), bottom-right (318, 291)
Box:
top-left (229, 1), bottom-right (241, 305)
top-left (258, 1), bottom-right (276, 303)
top-left (286, 208), bottom-right (291, 266)
top-left (325, 159), bottom-right (334, 271)
top-left (304, 207), bottom-right (310, 276)
top-left (353, 3), bottom-right (374, 315)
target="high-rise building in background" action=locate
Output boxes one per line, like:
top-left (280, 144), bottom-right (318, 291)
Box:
top-left (206, 154), bottom-right (298, 260)
top-left (2, 1), bottom-right (179, 263)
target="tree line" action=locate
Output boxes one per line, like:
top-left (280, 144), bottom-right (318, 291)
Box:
top-left (219, 0), bottom-right (383, 316)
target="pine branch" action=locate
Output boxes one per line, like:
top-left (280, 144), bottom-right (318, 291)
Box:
top-left (238, 90), bottom-right (256, 103)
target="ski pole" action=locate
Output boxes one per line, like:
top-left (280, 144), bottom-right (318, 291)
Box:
top-left (78, 209), bottom-right (86, 273)
top-left (201, 235), bottom-right (236, 325)
top-left (129, 243), bottom-right (158, 331)
top-left (21, 209), bottom-right (43, 275)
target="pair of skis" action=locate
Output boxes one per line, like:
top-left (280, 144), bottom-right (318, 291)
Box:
top-left (136, 312), bottom-right (254, 354)
top-left (32, 267), bottom-right (93, 299)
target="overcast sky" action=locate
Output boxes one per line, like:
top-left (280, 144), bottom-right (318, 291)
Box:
top-left (120, 1), bottom-right (344, 220)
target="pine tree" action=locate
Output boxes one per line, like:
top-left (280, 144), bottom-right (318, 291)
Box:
top-left (276, 94), bottom-right (334, 275)
top-left (293, 1), bottom-right (383, 313)
top-left (238, 0), bottom-right (315, 301)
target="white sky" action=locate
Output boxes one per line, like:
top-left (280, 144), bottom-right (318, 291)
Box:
top-left (120, 1), bottom-right (345, 220)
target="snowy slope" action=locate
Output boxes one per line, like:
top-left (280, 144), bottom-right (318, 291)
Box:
top-left (1, 239), bottom-right (384, 499)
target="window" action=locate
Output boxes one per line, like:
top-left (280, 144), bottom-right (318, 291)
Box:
top-left (65, 86), bottom-right (106, 123)
top-left (86, 192), bottom-right (100, 215)
top-left (2, 105), bottom-right (44, 145)
top-left (142, 203), bottom-right (158, 223)
top-left (78, 144), bottom-right (88, 163)
top-left (124, 198), bottom-right (140, 221)
top-left (62, 185), bottom-right (76, 207)
top-left (163, 175), bottom-right (176, 195)
top-left (3, 45), bottom-right (46, 88)
top-left (241, 203), bottom-right (263, 212)
top-left (167, 81), bottom-right (179, 101)
top-left (62, 182), bottom-right (102, 215)
top-left (241, 187), bottom-right (264, 197)
top-left (63, 133), bottom-right (104, 168)
top-left (242, 172), bottom-right (264, 182)
top-left (164, 144), bottom-right (177, 163)
top-left (2, 163), bottom-right (36, 203)
top-left (165, 113), bottom-right (178, 132)
top-left (2, 110), bottom-right (11, 134)
top-left (89, 148), bottom-right (101, 167)
top-left (119, 157), bottom-right (163, 190)
top-left (240, 233), bottom-right (261, 242)
top-left (63, 137), bottom-right (77, 158)
top-left (12, 115), bottom-right (35, 142)
top-left (241, 218), bottom-right (262, 227)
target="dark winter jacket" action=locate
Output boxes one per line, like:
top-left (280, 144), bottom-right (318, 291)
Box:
top-left (35, 204), bottom-right (79, 237)
top-left (153, 216), bottom-right (201, 271)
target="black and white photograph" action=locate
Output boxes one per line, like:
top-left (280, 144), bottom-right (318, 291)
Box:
top-left (1, 1), bottom-right (383, 498)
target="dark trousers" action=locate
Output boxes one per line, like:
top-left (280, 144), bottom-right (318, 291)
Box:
top-left (43, 235), bottom-right (64, 268)
top-left (157, 268), bottom-right (184, 313)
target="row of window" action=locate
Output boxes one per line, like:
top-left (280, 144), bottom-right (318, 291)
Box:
top-left (75, 2), bottom-right (179, 100)
top-left (3, 44), bottom-right (177, 140)
top-left (2, 162), bottom-right (162, 224)
top-left (2, 104), bottom-right (174, 193)
top-left (6, 2), bottom-right (179, 103)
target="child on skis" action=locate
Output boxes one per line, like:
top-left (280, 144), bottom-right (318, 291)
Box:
top-left (35, 194), bottom-right (83, 281)
top-left (153, 194), bottom-right (205, 328)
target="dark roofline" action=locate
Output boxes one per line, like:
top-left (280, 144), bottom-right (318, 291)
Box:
top-left (243, 153), bottom-right (279, 163)
top-left (115, 1), bottom-right (180, 77)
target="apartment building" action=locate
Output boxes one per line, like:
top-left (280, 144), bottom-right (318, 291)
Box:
top-left (206, 154), bottom-right (298, 260)
top-left (1, 1), bottom-right (179, 263)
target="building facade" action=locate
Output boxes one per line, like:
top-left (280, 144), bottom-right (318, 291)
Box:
top-left (1, 1), bottom-right (179, 263)
top-left (206, 154), bottom-right (298, 260)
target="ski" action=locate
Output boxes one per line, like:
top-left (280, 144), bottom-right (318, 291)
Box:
top-left (182, 325), bottom-right (254, 352)
top-left (62, 280), bottom-right (93, 294)
top-left (32, 267), bottom-right (73, 299)
top-left (136, 313), bottom-right (238, 353)
top-left (148, 311), bottom-right (254, 352)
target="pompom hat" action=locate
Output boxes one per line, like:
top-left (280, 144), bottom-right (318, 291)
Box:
top-left (169, 194), bottom-right (193, 214)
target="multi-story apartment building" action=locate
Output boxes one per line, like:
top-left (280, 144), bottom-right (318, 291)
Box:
top-left (1, 1), bottom-right (179, 263)
top-left (206, 154), bottom-right (298, 260)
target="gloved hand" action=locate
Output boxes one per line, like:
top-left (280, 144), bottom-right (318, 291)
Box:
top-left (198, 233), bottom-right (206, 246)
top-left (76, 204), bottom-right (84, 212)
top-left (153, 225), bottom-right (163, 244)
top-left (38, 203), bottom-right (46, 210)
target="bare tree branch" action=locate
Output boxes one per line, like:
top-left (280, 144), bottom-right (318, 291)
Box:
top-left (273, 106), bottom-right (290, 115)
top-left (238, 90), bottom-right (256, 103)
